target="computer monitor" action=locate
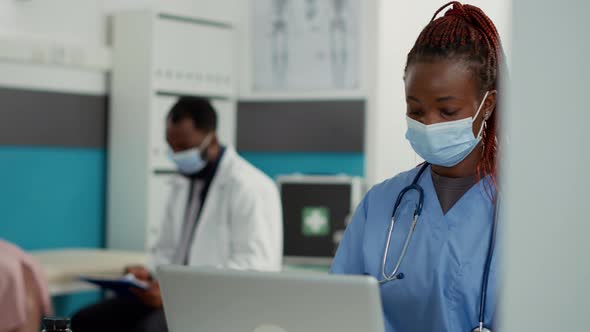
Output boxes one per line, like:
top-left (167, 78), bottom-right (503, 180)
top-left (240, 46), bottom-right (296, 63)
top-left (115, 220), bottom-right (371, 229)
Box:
top-left (277, 175), bottom-right (363, 265)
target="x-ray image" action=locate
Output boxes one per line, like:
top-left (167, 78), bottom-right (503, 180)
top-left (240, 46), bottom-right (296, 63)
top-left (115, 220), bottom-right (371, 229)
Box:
top-left (331, 0), bottom-right (348, 88)
top-left (305, 0), bottom-right (318, 21)
top-left (253, 0), bottom-right (359, 91)
top-left (271, 0), bottom-right (289, 87)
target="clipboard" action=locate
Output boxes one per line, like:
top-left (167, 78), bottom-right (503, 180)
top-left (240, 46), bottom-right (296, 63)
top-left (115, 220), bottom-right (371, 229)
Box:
top-left (79, 273), bottom-right (150, 294)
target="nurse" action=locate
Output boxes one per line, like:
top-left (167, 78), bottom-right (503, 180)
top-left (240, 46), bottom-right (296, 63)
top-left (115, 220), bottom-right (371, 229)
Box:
top-left (331, 2), bottom-right (505, 332)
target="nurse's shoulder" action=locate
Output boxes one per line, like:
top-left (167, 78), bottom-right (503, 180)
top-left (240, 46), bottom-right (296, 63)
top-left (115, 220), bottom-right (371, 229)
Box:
top-left (363, 165), bottom-right (425, 206)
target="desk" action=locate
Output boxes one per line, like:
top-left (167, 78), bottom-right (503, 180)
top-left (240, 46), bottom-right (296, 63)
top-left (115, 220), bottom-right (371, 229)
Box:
top-left (31, 249), bottom-right (147, 296)
top-left (32, 249), bottom-right (333, 296)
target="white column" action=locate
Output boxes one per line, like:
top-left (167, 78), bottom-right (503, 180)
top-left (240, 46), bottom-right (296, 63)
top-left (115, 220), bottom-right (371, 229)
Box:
top-left (500, 1), bottom-right (590, 330)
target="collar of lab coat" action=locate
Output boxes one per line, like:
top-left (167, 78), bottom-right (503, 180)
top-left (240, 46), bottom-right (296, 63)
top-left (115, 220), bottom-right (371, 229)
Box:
top-left (206, 146), bottom-right (238, 188)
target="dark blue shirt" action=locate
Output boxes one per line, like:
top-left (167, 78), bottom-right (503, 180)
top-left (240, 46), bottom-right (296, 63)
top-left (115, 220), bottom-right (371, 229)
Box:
top-left (181, 146), bottom-right (225, 264)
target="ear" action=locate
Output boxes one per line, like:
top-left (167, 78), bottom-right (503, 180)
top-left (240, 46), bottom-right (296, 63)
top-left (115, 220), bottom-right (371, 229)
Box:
top-left (482, 90), bottom-right (498, 120)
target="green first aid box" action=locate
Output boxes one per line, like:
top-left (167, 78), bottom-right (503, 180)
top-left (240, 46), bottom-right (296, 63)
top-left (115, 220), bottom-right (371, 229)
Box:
top-left (277, 175), bottom-right (363, 259)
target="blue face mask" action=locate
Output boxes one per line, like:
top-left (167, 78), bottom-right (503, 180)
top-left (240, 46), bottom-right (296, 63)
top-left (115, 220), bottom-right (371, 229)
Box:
top-left (168, 134), bottom-right (213, 175)
top-left (405, 91), bottom-right (489, 167)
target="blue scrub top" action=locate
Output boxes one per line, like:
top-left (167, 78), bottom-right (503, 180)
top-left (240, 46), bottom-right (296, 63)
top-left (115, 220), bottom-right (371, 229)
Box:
top-left (331, 165), bottom-right (499, 332)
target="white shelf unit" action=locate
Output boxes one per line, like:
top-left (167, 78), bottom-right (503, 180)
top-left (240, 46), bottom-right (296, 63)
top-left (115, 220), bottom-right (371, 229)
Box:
top-left (107, 9), bottom-right (237, 252)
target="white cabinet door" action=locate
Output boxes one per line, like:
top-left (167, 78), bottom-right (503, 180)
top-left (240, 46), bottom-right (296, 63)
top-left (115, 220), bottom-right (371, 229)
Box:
top-left (152, 18), bottom-right (235, 97)
top-left (151, 95), bottom-right (177, 171)
top-left (147, 173), bottom-right (178, 251)
top-left (211, 99), bottom-right (236, 147)
top-left (154, 0), bottom-right (237, 24)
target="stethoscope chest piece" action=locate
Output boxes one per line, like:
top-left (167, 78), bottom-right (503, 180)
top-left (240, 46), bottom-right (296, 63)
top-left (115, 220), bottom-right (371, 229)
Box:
top-left (471, 327), bottom-right (491, 332)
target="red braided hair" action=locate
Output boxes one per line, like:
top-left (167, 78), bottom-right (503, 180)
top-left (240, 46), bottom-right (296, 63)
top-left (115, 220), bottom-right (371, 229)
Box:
top-left (406, 1), bottom-right (505, 194)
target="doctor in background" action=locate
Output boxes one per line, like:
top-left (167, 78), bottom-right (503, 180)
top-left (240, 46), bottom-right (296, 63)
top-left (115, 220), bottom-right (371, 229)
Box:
top-left (72, 97), bottom-right (283, 332)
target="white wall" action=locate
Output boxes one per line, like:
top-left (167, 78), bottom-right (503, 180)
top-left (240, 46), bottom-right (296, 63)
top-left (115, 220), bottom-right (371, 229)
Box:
top-left (500, 0), bottom-right (590, 330)
top-left (101, 0), bottom-right (151, 14)
top-left (0, 0), bottom-right (236, 94)
top-left (365, 0), bottom-right (511, 185)
top-left (0, 0), bottom-right (112, 94)
top-left (0, 0), bottom-right (105, 44)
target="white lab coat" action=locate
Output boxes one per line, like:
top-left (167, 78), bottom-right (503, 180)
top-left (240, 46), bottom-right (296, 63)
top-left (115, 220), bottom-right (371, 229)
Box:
top-left (150, 147), bottom-right (283, 272)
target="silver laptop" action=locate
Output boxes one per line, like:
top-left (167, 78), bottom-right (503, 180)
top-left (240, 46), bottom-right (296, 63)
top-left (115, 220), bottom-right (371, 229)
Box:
top-left (157, 265), bottom-right (384, 332)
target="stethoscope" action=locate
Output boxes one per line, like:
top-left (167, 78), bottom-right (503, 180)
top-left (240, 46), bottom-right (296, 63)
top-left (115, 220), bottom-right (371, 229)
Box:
top-left (379, 162), bottom-right (498, 332)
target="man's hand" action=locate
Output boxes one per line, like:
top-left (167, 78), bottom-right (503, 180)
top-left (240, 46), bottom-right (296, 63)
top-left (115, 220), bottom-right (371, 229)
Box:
top-left (124, 265), bottom-right (151, 281)
top-left (125, 265), bottom-right (162, 308)
top-left (131, 280), bottom-right (163, 309)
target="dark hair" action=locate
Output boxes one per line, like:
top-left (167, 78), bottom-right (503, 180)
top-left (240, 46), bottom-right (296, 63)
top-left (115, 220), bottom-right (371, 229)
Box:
top-left (406, 1), bottom-right (505, 188)
top-left (167, 96), bottom-right (217, 132)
